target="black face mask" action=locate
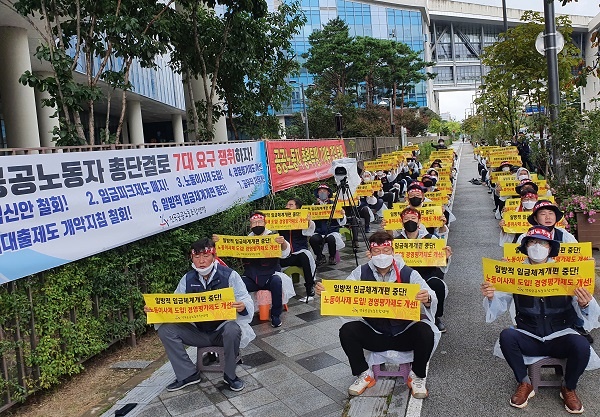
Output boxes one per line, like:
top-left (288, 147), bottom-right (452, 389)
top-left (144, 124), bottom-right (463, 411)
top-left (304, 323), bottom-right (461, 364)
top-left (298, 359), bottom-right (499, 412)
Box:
top-left (423, 180), bottom-right (433, 188)
top-left (403, 220), bottom-right (419, 233)
top-left (251, 226), bottom-right (265, 235)
top-left (409, 197), bottom-right (423, 207)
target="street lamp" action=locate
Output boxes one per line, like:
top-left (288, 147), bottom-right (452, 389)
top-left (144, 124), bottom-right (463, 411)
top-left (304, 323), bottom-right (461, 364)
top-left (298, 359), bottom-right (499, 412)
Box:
top-left (378, 98), bottom-right (395, 136)
top-left (289, 80), bottom-right (310, 139)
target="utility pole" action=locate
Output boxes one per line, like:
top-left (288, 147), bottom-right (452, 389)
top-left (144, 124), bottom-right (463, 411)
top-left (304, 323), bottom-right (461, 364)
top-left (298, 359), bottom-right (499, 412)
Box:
top-left (543, 0), bottom-right (560, 177)
top-left (300, 83), bottom-right (310, 139)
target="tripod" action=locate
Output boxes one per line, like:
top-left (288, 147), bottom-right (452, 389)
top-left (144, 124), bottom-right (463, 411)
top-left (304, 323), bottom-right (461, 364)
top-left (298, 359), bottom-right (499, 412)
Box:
top-left (326, 177), bottom-right (371, 267)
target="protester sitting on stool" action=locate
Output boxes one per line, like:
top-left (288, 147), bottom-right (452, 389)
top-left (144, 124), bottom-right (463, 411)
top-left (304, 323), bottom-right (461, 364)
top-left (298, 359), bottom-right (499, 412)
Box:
top-left (396, 207), bottom-right (452, 333)
top-left (481, 226), bottom-right (600, 413)
top-left (309, 184), bottom-right (346, 266)
top-left (146, 238), bottom-right (254, 392)
top-left (215, 211), bottom-right (292, 328)
top-left (278, 198), bottom-right (317, 302)
top-left (315, 231), bottom-right (439, 399)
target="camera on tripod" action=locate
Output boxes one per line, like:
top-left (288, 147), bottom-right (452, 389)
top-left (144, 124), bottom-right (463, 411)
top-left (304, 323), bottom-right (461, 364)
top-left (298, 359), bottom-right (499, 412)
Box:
top-left (331, 158), bottom-right (361, 194)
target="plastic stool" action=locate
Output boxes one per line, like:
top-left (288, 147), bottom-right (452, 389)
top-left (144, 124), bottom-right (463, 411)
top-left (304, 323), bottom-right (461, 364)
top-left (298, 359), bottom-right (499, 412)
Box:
top-left (283, 266), bottom-right (304, 284)
top-left (372, 362), bottom-right (411, 383)
top-left (339, 227), bottom-right (352, 242)
top-left (256, 290), bottom-right (288, 321)
top-left (196, 346), bottom-right (240, 372)
top-left (527, 357), bottom-right (566, 392)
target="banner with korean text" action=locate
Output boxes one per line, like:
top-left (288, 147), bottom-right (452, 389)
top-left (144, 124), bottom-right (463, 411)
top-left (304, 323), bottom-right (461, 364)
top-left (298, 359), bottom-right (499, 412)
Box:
top-left (263, 210), bottom-right (309, 230)
top-left (306, 204), bottom-right (344, 220)
top-left (393, 239), bottom-right (447, 267)
top-left (482, 258), bottom-right (595, 296)
top-left (383, 206), bottom-right (444, 230)
top-left (143, 288), bottom-right (236, 324)
top-left (0, 142), bottom-right (269, 283)
top-left (503, 242), bottom-right (592, 263)
top-left (320, 279), bottom-right (421, 320)
top-left (266, 139), bottom-right (346, 192)
top-left (215, 234), bottom-right (282, 258)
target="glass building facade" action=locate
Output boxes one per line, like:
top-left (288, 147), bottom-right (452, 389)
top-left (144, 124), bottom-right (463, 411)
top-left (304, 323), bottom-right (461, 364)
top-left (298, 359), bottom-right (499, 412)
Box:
top-left (282, 0), bottom-right (429, 114)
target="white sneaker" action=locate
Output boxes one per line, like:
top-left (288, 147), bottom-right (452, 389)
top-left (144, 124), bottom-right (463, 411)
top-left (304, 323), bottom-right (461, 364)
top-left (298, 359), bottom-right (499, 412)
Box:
top-left (298, 295), bottom-right (314, 302)
top-left (348, 370), bottom-right (376, 396)
top-left (407, 371), bottom-right (428, 399)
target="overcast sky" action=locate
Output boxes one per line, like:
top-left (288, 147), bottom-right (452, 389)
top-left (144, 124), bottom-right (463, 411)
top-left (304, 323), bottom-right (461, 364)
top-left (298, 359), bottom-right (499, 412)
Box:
top-left (438, 0), bottom-right (598, 121)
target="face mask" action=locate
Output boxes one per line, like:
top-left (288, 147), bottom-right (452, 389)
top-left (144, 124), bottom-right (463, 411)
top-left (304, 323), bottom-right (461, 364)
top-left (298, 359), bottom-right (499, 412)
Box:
top-left (371, 253), bottom-right (394, 269)
top-left (522, 201), bottom-right (536, 210)
top-left (318, 192), bottom-right (328, 200)
top-left (528, 243), bottom-right (550, 262)
top-left (423, 180), bottom-right (433, 187)
top-left (192, 262), bottom-right (214, 277)
top-left (430, 177), bottom-right (438, 185)
top-left (502, 167), bottom-right (510, 172)
top-left (518, 174), bottom-right (529, 181)
top-left (251, 225), bottom-right (265, 235)
top-left (403, 220), bottom-right (419, 233)
top-left (409, 197), bottom-right (423, 207)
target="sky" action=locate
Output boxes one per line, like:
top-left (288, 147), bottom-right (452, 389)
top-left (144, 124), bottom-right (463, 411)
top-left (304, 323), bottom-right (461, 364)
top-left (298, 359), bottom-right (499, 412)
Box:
top-left (438, 0), bottom-right (598, 121)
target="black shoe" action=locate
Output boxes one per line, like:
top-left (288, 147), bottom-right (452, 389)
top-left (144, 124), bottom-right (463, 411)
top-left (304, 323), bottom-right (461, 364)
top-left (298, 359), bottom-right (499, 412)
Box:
top-left (316, 255), bottom-right (327, 266)
top-left (223, 373), bottom-right (245, 392)
top-left (202, 352), bottom-right (218, 366)
top-left (435, 318), bottom-right (447, 333)
top-left (328, 256), bottom-right (337, 265)
top-left (166, 371), bottom-right (202, 392)
top-left (575, 326), bottom-right (594, 344)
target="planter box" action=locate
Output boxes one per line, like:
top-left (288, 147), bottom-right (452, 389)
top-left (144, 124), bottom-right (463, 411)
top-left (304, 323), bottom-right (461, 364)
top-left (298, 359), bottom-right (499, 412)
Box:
top-left (576, 212), bottom-right (600, 249)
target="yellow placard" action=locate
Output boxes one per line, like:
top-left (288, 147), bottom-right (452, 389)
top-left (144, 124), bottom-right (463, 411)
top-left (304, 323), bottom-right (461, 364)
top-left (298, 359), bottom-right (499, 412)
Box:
top-left (491, 171), bottom-right (515, 182)
top-left (403, 145), bottom-right (420, 152)
top-left (215, 234), bottom-right (282, 258)
top-left (499, 179), bottom-right (547, 197)
top-left (393, 239), bottom-right (447, 267)
top-left (424, 191), bottom-right (449, 205)
top-left (320, 279), bottom-right (421, 321)
top-left (364, 160), bottom-right (393, 171)
top-left (383, 206), bottom-right (444, 229)
top-left (355, 184), bottom-right (376, 197)
top-left (306, 204), bottom-right (344, 220)
top-left (501, 212), bottom-right (533, 234)
top-left (143, 288), bottom-right (236, 324)
top-left (489, 154), bottom-right (523, 168)
top-left (263, 209), bottom-right (309, 230)
top-left (482, 258), bottom-right (595, 296)
top-left (505, 196), bottom-right (556, 210)
top-left (503, 242), bottom-right (593, 263)
top-left (488, 146), bottom-right (519, 157)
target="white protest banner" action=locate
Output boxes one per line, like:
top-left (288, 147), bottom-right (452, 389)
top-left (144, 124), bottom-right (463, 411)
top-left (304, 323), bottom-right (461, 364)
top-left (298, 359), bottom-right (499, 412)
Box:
top-left (0, 142), bottom-right (270, 282)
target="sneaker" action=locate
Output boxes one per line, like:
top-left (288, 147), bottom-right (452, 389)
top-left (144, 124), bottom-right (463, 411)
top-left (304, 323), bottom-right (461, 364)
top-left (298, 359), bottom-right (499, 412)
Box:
top-left (348, 370), bottom-right (376, 396)
top-left (560, 386), bottom-right (584, 414)
top-left (271, 315), bottom-right (282, 328)
top-left (435, 318), bottom-right (447, 333)
top-left (407, 371), bottom-right (428, 399)
top-left (223, 373), bottom-right (245, 392)
top-left (166, 371), bottom-right (202, 392)
top-left (202, 351), bottom-right (218, 366)
top-left (316, 255), bottom-right (327, 266)
top-left (575, 326), bottom-right (594, 344)
top-left (298, 295), bottom-right (314, 302)
top-left (509, 382), bottom-right (534, 408)
top-left (328, 256), bottom-right (337, 265)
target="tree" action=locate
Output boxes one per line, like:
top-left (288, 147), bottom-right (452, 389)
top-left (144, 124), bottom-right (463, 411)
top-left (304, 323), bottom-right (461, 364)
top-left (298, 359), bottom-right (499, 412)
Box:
top-left (302, 18), bottom-right (354, 100)
top-left (15, 0), bottom-right (173, 145)
top-left (428, 119), bottom-right (443, 137)
top-left (169, 0), bottom-right (268, 141)
top-left (381, 43), bottom-right (436, 111)
top-left (479, 11), bottom-right (580, 141)
top-left (216, 1), bottom-right (305, 140)
top-left (350, 37), bottom-right (395, 106)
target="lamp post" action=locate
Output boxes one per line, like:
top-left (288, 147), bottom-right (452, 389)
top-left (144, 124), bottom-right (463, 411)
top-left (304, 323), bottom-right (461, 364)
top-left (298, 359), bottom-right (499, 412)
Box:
top-left (289, 80), bottom-right (310, 139)
top-left (378, 98), bottom-right (395, 136)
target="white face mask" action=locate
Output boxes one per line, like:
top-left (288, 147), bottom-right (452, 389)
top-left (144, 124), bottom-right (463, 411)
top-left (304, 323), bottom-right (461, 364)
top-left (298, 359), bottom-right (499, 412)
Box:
top-left (192, 262), bottom-right (214, 277)
top-left (371, 254), bottom-right (394, 269)
top-left (502, 167), bottom-right (510, 172)
top-left (518, 174), bottom-right (529, 181)
top-left (528, 243), bottom-right (550, 262)
top-left (522, 200), bottom-right (536, 210)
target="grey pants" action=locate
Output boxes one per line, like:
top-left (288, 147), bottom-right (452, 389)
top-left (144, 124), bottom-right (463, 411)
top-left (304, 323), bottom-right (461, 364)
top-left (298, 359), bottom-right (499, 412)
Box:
top-left (157, 321), bottom-right (241, 381)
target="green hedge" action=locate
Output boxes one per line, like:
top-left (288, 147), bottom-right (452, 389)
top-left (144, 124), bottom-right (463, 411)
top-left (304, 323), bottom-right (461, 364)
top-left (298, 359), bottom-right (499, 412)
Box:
top-left (0, 179), bottom-right (332, 401)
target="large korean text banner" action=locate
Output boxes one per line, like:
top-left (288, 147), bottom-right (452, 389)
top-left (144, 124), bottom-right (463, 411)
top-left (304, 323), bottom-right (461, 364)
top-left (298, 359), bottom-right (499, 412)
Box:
top-left (0, 142), bottom-right (269, 282)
